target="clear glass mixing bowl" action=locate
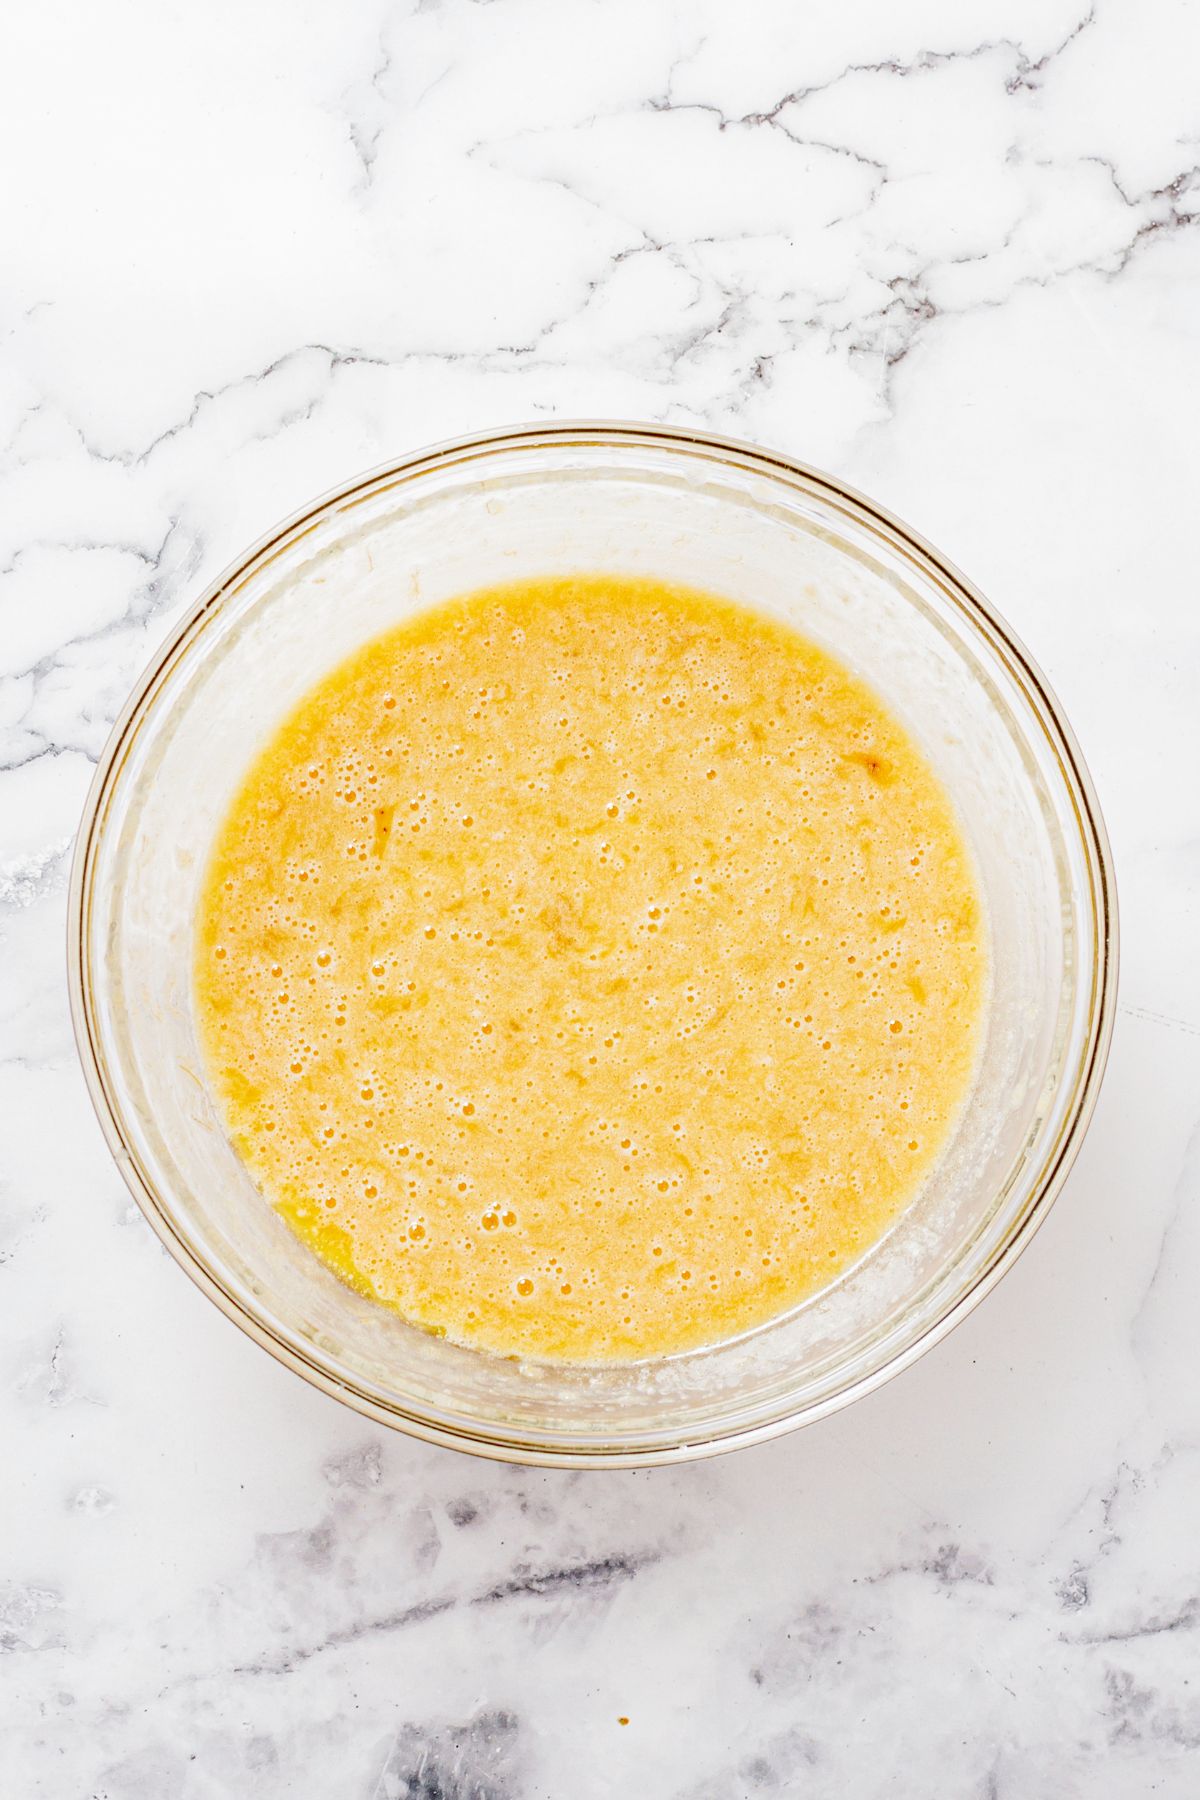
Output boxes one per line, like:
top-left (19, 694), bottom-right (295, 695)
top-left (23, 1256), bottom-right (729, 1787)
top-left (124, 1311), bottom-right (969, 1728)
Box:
top-left (68, 424), bottom-right (1117, 1466)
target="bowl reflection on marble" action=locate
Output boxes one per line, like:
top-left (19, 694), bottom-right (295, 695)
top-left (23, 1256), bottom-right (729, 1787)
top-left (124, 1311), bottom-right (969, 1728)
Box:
top-left (68, 423), bottom-right (1116, 1467)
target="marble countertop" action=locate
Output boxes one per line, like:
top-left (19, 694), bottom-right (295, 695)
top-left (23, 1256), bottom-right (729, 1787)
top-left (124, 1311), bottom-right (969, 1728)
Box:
top-left (3, 0), bottom-right (1199, 1793)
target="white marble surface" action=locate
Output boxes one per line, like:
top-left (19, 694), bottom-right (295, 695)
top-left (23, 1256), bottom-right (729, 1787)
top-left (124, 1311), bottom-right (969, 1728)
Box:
top-left (2, 0), bottom-right (1199, 1792)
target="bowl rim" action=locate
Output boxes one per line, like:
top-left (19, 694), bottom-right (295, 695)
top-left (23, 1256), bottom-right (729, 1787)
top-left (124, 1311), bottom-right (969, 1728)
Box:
top-left (67, 419), bottom-right (1119, 1467)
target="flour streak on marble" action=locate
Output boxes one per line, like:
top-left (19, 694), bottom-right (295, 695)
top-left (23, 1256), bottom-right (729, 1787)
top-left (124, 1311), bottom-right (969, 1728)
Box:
top-left (3, 0), bottom-right (1200, 1794)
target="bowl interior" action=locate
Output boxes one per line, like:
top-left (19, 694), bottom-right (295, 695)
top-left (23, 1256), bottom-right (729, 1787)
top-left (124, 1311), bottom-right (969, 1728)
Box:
top-left (77, 430), bottom-right (1108, 1461)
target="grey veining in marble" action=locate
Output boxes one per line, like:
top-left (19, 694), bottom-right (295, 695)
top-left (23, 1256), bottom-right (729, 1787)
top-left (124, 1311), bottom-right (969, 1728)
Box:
top-left (2, 0), bottom-right (1199, 1793)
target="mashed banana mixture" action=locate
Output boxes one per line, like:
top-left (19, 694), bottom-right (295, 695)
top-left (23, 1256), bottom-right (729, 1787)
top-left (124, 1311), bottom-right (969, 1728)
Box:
top-left (196, 575), bottom-right (986, 1360)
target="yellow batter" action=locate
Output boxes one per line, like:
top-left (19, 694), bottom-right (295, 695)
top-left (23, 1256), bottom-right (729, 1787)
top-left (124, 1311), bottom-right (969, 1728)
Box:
top-left (196, 575), bottom-right (986, 1361)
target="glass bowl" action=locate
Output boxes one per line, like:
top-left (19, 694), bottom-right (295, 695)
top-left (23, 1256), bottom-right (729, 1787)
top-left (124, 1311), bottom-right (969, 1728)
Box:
top-left (68, 424), bottom-right (1117, 1467)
